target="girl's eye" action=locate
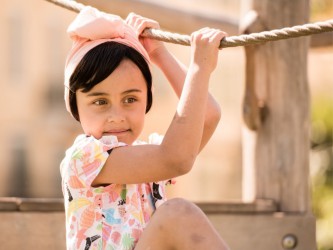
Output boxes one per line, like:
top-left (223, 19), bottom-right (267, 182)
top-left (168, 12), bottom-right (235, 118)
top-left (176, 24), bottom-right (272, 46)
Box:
top-left (93, 99), bottom-right (107, 106)
top-left (124, 97), bottom-right (137, 104)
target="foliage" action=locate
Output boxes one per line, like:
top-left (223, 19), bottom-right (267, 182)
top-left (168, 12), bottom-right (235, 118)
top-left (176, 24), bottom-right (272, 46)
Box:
top-left (310, 96), bottom-right (333, 250)
top-left (311, 0), bottom-right (333, 20)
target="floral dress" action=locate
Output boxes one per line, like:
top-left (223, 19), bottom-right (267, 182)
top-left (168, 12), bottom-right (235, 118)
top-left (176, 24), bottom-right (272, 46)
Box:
top-left (60, 134), bottom-right (172, 250)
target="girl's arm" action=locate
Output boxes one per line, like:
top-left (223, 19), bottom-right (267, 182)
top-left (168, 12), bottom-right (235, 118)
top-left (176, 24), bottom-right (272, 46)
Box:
top-left (151, 46), bottom-right (221, 152)
top-left (92, 18), bottom-right (225, 186)
top-left (128, 14), bottom-right (224, 152)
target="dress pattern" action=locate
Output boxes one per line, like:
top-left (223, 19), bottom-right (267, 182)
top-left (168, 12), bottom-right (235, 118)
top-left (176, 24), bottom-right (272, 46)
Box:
top-left (60, 134), bottom-right (172, 250)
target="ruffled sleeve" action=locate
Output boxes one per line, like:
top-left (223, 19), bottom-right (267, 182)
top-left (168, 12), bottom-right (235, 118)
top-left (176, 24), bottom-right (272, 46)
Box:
top-left (62, 135), bottom-right (126, 187)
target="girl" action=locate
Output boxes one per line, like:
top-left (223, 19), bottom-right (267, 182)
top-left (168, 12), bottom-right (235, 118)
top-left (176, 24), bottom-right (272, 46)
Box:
top-left (61, 6), bottom-right (229, 250)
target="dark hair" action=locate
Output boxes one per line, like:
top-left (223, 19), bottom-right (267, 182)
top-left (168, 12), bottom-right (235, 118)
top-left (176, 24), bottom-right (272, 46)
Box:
top-left (69, 42), bottom-right (152, 121)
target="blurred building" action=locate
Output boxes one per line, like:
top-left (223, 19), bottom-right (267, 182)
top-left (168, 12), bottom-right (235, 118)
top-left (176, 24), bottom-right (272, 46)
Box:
top-left (0, 0), bottom-right (81, 197)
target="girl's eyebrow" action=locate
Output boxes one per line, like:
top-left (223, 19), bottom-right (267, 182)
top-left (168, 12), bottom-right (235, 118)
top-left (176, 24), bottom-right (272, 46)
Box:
top-left (86, 89), bottom-right (142, 97)
top-left (86, 92), bottom-right (108, 97)
top-left (122, 89), bottom-right (142, 95)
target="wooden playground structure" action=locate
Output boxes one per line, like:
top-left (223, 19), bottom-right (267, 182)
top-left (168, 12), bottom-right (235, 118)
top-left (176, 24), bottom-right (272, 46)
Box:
top-left (1, 0), bottom-right (332, 249)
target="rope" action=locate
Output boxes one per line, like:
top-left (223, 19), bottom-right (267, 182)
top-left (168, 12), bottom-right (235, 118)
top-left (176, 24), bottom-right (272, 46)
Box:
top-left (45, 0), bottom-right (333, 48)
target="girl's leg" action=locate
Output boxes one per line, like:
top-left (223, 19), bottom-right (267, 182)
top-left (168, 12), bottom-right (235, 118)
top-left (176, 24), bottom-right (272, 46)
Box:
top-left (135, 198), bottom-right (230, 250)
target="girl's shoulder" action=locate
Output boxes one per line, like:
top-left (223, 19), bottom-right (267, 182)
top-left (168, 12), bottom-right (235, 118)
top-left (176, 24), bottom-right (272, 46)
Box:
top-left (63, 134), bottom-right (126, 163)
top-left (64, 133), bottom-right (164, 161)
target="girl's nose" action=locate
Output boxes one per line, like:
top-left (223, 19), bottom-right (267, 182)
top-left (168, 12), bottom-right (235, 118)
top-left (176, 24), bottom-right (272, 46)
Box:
top-left (107, 106), bottom-right (125, 123)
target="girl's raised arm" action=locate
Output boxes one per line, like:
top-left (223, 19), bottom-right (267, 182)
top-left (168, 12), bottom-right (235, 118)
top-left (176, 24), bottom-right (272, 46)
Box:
top-left (126, 13), bottom-right (225, 152)
top-left (92, 17), bottom-right (225, 186)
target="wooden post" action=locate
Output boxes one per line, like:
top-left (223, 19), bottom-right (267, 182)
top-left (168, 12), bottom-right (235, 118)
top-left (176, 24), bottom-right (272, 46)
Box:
top-left (241, 0), bottom-right (311, 212)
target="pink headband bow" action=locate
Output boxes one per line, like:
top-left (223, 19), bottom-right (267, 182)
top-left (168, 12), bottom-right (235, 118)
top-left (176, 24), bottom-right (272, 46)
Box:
top-left (64, 6), bottom-right (150, 114)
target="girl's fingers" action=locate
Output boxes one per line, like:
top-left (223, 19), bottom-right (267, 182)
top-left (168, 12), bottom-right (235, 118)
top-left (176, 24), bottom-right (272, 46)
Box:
top-left (197, 28), bottom-right (225, 40)
top-left (126, 12), bottom-right (160, 36)
top-left (191, 28), bottom-right (227, 46)
top-left (125, 12), bottom-right (165, 56)
top-left (133, 18), bottom-right (143, 34)
top-left (125, 12), bottom-right (137, 26)
top-left (137, 20), bottom-right (160, 35)
top-left (209, 30), bottom-right (227, 44)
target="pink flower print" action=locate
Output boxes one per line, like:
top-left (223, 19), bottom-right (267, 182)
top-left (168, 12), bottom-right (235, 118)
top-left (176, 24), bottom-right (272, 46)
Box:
top-left (80, 206), bottom-right (95, 229)
top-left (103, 145), bottom-right (112, 152)
top-left (69, 216), bottom-right (78, 238)
top-left (111, 231), bottom-right (121, 245)
top-left (129, 192), bottom-right (140, 210)
top-left (143, 211), bottom-right (151, 224)
top-left (86, 189), bottom-right (93, 198)
top-left (107, 189), bottom-right (120, 203)
top-left (81, 147), bottom-right (92, 164)
top-left (95, 212), bottom-right (102, 221)
top-left (118, 206), bottom-right (126, 218)
top-left (102, 221), bottom-right (112, 243)
top-left (68, 175), bottom-right (85, 189)
top-left (83, 159), bottom-right (101, 176)
top-left (131, 229), bottom-right (142, 243)
top-left (144, 183), bottom-right (151, 195)
top-left (76, 228), bottom-right (88, 249)
top-left (82, 159), bottom-right (102, 185)
top-left (128, 218), bottom-right (135, 227)
top-left (93, 194), bottom-right (102, 207)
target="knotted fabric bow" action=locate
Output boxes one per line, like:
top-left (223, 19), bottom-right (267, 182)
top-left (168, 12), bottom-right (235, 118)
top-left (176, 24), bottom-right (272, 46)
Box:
top-left (64, 6), bottom-right (150, 114)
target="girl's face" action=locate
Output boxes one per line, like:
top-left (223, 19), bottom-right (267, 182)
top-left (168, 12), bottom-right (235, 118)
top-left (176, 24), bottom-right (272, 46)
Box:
top-left (76, 59), bottom-right (148, 144)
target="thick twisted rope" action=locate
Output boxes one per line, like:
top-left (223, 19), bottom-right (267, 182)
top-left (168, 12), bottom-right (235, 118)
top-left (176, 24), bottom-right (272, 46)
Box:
top-left (45, 0), bottom-right (333, 48)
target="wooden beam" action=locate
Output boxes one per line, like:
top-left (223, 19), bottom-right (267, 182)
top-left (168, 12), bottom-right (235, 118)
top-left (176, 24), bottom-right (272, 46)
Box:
top-left (0, 203), bottom-right (316, 250)
top-left (209, 213), bottom-right (316, 250)
top-left (197, 199), bottom-right (277, 214)
top-left (78, 0), bottom-right (239, 35)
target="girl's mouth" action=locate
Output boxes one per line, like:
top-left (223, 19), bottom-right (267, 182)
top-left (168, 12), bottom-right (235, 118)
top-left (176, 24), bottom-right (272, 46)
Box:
top-left (104, 129), bottom-right (130, 136)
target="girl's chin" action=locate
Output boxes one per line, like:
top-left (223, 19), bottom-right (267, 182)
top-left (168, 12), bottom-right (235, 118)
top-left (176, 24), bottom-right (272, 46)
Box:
top-left (86, 131), bottom-right (137, 144)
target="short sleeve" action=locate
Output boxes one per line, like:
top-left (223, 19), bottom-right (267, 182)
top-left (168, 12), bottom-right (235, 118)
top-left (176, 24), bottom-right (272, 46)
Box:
top-left (148, 133), bottom-right (164, 145)
top-left (63, 135), bottom-right (126, 187)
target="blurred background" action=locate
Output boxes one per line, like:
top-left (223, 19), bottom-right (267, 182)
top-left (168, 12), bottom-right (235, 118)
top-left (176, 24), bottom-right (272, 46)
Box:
top-left (0, 0), bottom-right (332, 248)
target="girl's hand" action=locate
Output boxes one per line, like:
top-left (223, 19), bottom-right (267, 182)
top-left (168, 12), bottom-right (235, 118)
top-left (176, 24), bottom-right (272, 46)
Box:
top-left (126, 13), bottom-right (166, 61)
top-left (190, 28), bottom-right (227, 74)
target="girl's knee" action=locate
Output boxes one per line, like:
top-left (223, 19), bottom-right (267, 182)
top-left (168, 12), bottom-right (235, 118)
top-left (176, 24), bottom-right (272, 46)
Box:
top-left (158, 198), bottom-right (203, 220)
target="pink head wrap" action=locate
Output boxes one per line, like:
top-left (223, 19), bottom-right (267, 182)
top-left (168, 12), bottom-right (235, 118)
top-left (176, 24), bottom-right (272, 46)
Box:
top-left (64, 6), bottom-right (150, 114)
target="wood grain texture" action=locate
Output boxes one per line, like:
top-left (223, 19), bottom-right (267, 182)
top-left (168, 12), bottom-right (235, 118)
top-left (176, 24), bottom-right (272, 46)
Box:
top-left (242, 0), bottom-right (311, 212)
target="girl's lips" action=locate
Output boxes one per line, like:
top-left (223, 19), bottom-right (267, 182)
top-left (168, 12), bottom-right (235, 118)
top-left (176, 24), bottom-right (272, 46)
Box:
top-left (104, 129), bottom-right (130, 135)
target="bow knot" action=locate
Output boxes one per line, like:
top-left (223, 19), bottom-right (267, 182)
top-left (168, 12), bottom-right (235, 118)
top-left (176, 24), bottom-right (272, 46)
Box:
top-left (67, 7), bottom-right (125, 41)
